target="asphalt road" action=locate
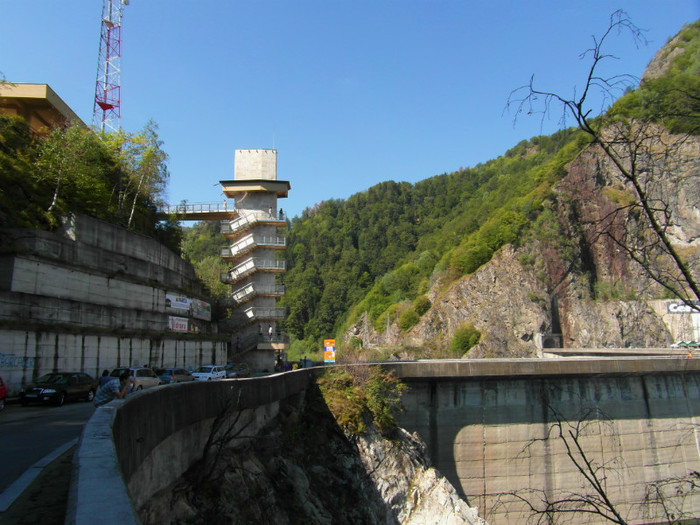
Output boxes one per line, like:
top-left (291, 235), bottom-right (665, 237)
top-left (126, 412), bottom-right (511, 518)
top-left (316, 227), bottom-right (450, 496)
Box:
top-left (0, 400), bottom-right (95, 493)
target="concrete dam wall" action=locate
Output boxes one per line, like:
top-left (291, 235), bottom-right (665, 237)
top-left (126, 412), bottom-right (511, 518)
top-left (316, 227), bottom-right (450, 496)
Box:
top-left (385, 358), bottom-right (700, 524)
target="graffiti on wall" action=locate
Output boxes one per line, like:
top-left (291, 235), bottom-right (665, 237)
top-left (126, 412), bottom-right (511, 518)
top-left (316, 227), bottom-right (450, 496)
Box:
top-left (0, 353), bottom-right (35, 369)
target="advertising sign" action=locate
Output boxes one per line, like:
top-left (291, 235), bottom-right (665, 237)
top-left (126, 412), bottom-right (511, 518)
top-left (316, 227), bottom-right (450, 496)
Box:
top-left (193, 300), bottom-right (212, 321)
top-left (324, 339), bottom-right (336, 363)
top-left (168, 316), bottom-right (189, 333)
top-left (166, 293), bottom-right (191, 311)
top-left (667, 301), bottom-right (700, 314)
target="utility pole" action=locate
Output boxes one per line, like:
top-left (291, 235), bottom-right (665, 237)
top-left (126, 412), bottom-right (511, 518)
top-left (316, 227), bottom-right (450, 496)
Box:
top-left (93, 0), bottom-right (128, 133)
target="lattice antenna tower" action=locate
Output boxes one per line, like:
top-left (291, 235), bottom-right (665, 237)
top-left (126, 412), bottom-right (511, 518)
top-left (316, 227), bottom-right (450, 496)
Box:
top-left (93, 0), bottom-right (129, 133)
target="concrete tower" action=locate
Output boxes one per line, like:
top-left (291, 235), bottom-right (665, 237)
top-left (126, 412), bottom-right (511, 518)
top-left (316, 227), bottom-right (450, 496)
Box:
top-left (220, 149), bottom-right (290, 371)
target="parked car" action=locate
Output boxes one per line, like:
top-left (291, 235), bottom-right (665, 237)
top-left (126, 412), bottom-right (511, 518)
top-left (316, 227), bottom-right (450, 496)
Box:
top-left (0, 375), bottom-right (6, 410)
top-left (20, 372), bottom-right (97, 406)
top-left (156, 367), bottom-right (195, 384)
top-left (192, 365), bottom-right (226, 381)
top-left (224, 363), bottom-right (251, 378)
top-left (110, 367), bottom-right (162, 391)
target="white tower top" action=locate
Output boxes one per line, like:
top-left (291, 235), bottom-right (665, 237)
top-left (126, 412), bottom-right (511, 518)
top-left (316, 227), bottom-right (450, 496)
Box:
top-left (234, 149), bottom-right (277, 181)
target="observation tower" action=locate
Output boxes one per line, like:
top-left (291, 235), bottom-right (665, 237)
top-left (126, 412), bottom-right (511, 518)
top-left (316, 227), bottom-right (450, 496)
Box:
top-left (220, 149), bottom-right (290, 371)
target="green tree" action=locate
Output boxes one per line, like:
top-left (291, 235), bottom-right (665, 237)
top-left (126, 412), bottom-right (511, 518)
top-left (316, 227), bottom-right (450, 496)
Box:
top-left (33, 123), bottom-right (113, 224)
top-left (102, 120), bottom-right (169, 229)
top-left (317, 366), bottom-right (407, 435)
top-left (398, 309), bottom-right (419, 331)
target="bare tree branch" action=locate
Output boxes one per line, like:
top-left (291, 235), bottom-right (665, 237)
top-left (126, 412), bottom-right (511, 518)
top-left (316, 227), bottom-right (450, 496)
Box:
top-left (506, 10), bottom-right (700, 312)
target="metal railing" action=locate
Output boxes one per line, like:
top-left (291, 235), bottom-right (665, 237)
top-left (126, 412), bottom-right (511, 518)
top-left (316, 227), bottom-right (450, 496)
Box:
top-left (230, 283), bottom-right (286, 304)
top-left (159, 202), bottom-right (233, 215)
top-left (231, 283), bottom-right (256, 304)
top-left (221, 211), bottom-right (286, 236)
top-left (242, 306), bottom-right (287, 321)
top-left (220, 258), bottom-right (287, 284)
top-left (221, 234), bottom-right (286, 259)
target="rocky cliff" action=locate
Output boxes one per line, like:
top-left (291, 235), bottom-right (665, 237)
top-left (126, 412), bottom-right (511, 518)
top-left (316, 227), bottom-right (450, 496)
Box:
top-left (138, 384), bottom-right (485, 525)
top-left (347, 129), bottom-right (699, 356)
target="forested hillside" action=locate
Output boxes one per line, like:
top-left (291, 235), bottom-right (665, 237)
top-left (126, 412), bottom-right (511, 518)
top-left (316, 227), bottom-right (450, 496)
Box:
top-left (281, 129), bottom-right (587, 348)
top-left (280, 20), bottom-right (699, 356)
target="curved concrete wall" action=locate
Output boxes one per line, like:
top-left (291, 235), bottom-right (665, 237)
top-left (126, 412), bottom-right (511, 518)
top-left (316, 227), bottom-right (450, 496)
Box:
top-left (67, 370), bottom-right (315, 525)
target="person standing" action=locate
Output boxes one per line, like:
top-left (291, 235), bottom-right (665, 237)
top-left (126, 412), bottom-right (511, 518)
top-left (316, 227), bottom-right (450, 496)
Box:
top-left (98, 370), bottom-right (111, 387)
top-left (93, 369), bottom-right (132, 407)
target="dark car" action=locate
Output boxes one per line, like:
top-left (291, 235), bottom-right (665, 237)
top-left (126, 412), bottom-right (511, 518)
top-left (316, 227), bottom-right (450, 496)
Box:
top-left (20, 372), bottom-right (97, 406)
top-left (156, 367), bottom-right (195, 384)
top-left (0, 375), bottom-right (6, 410)
top-left (224, 363), bottom-right (251, 378)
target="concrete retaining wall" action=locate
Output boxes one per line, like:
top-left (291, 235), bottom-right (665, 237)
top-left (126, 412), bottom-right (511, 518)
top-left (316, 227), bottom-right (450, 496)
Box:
top-left (0, 215), bottom-right (226, 396)
top-left (0, 328), bottom-right (226, 396)
top-left (386, 358), bottom-right (700, 524)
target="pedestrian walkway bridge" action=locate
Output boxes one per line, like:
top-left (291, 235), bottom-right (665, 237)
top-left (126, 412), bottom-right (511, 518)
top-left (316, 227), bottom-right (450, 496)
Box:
top-left (156, 202), bottom-right (238, 221)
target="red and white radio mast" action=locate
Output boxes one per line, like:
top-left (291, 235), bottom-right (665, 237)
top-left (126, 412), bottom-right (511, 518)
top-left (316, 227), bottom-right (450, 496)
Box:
top-left (93, 0), bottom-right (129, 133)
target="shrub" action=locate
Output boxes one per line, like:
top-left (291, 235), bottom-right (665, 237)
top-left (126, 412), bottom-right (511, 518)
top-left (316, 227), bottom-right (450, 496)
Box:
top-left (413, 295), bottom-right (431, 316)
top-left (348, 336), bottom-right (363, 349)
top-left (450, 323), bottom-right (481, 356)
top-left (317, 366), bottom-right (407, 435)
top-left (398, 309), bottom-right (420, 331)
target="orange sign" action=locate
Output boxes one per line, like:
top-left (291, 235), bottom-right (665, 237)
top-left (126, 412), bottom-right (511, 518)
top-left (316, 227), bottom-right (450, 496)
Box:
top-left (324, 339), bottom-right (336, 363)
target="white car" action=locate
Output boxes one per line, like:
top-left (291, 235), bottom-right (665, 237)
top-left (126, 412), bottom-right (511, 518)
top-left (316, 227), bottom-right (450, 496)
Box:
top-left (192, 365), bottom-right (226, 381)
top-left (110, 367), bottom-right (162, 391)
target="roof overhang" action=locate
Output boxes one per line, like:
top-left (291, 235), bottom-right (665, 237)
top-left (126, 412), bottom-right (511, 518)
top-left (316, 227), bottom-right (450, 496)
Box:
top-left (0, 83), bottom-right (85, 134)
top-left (220, 179), bottom-right (290, 198)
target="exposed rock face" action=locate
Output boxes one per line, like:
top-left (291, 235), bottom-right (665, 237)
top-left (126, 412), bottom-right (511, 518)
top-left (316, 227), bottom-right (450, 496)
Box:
top-left (408, 245), bottom-right (548, 358)
top-left (642, 28), bottom-right (688, 82)
top-left (139, 386), bottom-right (484, 525)
top-left (353, 423), bottom-right (485, 525)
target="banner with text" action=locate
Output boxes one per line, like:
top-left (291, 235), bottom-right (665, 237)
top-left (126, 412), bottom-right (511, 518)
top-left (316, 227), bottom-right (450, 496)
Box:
top-left (168, 316), bottom-right (189, 333)
top-left (166, 294), bottom-right (191, 311)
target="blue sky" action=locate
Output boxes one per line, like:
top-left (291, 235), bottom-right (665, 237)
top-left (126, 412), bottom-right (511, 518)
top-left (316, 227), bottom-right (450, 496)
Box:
top-left (1, 1), bottom-right (698, 219)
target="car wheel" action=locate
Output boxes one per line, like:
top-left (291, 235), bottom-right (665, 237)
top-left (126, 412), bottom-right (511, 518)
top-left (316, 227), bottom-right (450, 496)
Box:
top-left (137, 385), bottom-right (143, 391)
top-left (56, 392), bottom-right (66, 407)
top-left (86, 390), bottom-right (95, 402)
top-left (0, 398), bottom-right (5, 411)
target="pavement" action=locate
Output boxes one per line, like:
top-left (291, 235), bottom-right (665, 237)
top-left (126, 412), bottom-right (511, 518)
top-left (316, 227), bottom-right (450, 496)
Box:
top-left (0, 435), bottom-right (77, 525)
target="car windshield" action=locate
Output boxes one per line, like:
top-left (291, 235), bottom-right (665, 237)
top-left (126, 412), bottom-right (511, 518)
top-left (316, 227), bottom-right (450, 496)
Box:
top-left (36, 373), bottom-right (68, 384)
top-left (195, 366), bottom-right (213, 373)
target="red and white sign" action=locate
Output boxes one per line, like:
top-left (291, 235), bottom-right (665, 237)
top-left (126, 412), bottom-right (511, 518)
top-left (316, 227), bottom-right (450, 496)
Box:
top-left (168, 316), bottom-right (189, 333)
